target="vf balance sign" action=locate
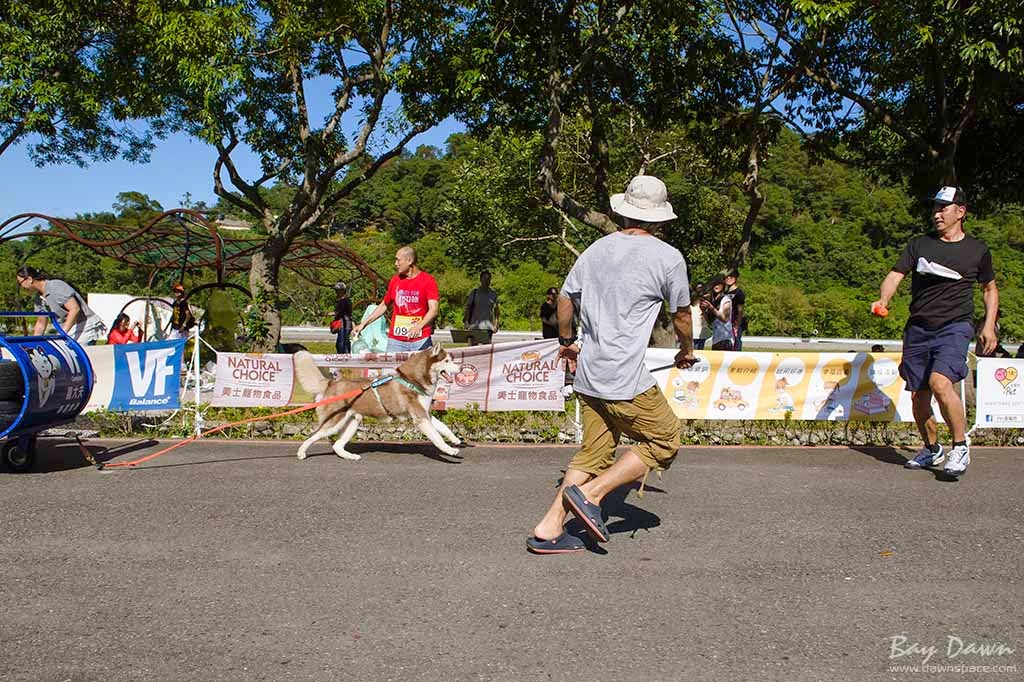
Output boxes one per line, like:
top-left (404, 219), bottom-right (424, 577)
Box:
top-left (108, 339), bottom-right (186, 411)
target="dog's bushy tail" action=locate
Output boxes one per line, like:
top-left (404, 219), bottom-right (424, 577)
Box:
top-left (293, 351), bottom-right (329, 395)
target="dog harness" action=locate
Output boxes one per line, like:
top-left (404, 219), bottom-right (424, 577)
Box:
top-left (316, 372), bottom-right (435, 426)
top-left (367, 373), bottom-right (432, 415)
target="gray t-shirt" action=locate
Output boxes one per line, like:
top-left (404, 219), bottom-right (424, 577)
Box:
top-left (562, 231), bottom-right (690, 400)
top-left (34, 279), bottom-right (105, 342)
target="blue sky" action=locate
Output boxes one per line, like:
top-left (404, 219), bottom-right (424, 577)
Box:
top-left (0, 117), bottom-right (465, 221)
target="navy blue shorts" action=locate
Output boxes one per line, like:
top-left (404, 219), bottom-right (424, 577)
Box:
top-left (899, 321), bottom-right (973, 391)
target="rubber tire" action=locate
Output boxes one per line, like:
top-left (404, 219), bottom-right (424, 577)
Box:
top-left (0, 398), bottom-right (23, 422)
top-left (2, 439), bottom-right (35, 472)
top-left (0, 362), bottom-right (24, 402)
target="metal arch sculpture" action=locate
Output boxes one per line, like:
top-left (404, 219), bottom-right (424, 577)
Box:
top-left (0, 210), bottom-right (386, 302)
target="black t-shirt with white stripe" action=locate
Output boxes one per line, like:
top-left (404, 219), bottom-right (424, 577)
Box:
top-left (894, 234), bottom-right (994, 330)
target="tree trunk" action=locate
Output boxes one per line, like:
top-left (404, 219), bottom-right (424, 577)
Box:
top-left (649, 319), bottom-right (678, 348)
top-left (730, 134), bottom-right (766, 269)
top-left (248, 238), bottom-right (286, 351)
top-left (938, 146), bottom-right (958, 186)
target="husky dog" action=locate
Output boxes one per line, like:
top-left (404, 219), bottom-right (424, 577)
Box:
top-left (292, 345), bottom-right (462, 460)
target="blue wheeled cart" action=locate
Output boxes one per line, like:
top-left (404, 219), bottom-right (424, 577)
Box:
top-left (0, 312), bottom-right (94, 471)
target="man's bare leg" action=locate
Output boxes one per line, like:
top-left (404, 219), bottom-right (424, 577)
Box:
top-left (532, 468), bottom-right (592, 541)
top-left (577, 449), bottom-right (649, 506)
top-left (911, 389), bottom-right (937, 446)
top-left (929, 372), bottom-right (966, 442)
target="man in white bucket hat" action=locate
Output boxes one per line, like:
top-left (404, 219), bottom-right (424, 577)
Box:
top-left (526, 174), bottom-right (697, 554)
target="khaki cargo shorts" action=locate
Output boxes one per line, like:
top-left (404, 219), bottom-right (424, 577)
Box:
top-left (569, 385), bottom-right (681, 475)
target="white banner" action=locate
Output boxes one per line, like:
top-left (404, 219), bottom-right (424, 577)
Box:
top-left (311, 340), bottom-right (565, 412)
top-left (205, 340), bottom-right (564, 411)
top-left (211, 353), bottom-right (294, 407)
top-left (442, 339), bottom-right (564, 411)
top-left (974, 357), bottom-right (1024, 429)
top-left (84, 345), bottom-right (115, 412)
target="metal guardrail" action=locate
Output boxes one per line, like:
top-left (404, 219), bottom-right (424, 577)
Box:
top-left (280, 326), bottom-right (539, 345)
top-left (280, 326), bottom-right (1019, 354)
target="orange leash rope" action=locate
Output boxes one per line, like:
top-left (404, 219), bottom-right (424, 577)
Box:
top-left (99, 386), bottom-right (366, 469)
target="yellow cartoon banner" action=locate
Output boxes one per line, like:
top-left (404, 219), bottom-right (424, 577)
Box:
top-left (647, 350), bottom-right (917, 422)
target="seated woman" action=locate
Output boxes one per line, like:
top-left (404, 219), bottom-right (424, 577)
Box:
top-left (107, 313), bottom-right (142, 344)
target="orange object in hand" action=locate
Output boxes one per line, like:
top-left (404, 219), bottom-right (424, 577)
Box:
top-left (871, 303), bottom-right (889, 318)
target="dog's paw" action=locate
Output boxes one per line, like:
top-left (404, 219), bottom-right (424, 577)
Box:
top-left (441, 447), bottom-right (460, 457)
top-left (296, 451), bottom-right (308, 460)
top-left (335, 450), bottom-right (361, 461)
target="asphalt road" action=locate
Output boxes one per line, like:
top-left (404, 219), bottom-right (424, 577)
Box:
top-left (2, 439), bottom-right (1022, 682)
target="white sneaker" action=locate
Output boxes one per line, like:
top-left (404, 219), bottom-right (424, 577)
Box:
top-left (944, 443), bottom-right (970, 478)
top-left (905, 444), bottom-right (944, 469)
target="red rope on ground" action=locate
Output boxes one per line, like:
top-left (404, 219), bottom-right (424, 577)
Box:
top-left (101, 386), bottom-right (366, 469)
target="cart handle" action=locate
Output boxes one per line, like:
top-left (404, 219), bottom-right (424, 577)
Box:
top-left (0, 311), bottom-right (73, 341)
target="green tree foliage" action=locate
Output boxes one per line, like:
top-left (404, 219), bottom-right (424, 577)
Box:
top-left (457, 0), bottom-right (745, 236)
top-left (766, 0), bottom-right (1024, 206)
top-left (147, 0), bottom-right (478, 349)
top-left (0, 0), bottom-right (243, 164)
top-left (327, 147), bottom-right (455, 243)
top-left (441, 128), bottom-right (572, 268)
top-left (0, 0), bottom-right (147, 162)
top-left (738, 128), bottom-right (1022, 341)
top-left (441, 118), bottom-right (747, 283)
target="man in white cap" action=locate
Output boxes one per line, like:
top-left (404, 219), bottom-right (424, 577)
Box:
top-left (527, 174), bottom-right (696, 554)
top-left (872, 185), bottom-right (999, 479)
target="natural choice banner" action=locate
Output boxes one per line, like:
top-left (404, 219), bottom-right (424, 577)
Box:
top-left (211, 352), bottom-right (295, 407)
top-left (311, 339), bottom-right (566, 412)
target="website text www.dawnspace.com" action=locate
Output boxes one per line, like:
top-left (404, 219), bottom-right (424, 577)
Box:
top-left (888, 663), bottom-right (1018, 674)
top-left (885, 635), bottom-right (1017, 675)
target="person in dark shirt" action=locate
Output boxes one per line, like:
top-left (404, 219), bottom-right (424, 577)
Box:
top-left (331, 281), bottom-right (354, 354)
top-left (873, 186), bottom-right (998, 478)
top-left (540, 287), bottom-right (559, 338)
top-left (724, 268), bottom-right (747, 350)
top-left (974, 310), bottom-right (1011, 358)
top-left (169, 283), bottom-right (196, 340)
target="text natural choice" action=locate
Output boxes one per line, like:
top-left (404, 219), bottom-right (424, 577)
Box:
top-left (228, 356), bottom-right (285, 381)
top-left (502, 359), bottom-right (559, 384)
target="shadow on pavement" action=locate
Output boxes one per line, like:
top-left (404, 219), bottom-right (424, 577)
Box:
top-left (603, 482), bottom-right (662, 539)
top-left (558, 482), bottom-right (666, 555)
top-left (850, 445), bottom-right (909, 466)
top-left (546, 475), bottom-right (664, 553)
top-left (103, 440), bottom-right (465, 471)
top-left (13, 438), bottom-right (160, 474)
top-left (850, 444), bottom-right (967, 483)
top-left (345, 441), bottom-right (463, 463)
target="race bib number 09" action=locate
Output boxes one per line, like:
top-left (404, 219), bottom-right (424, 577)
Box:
top-left (393, 315), bottom-right (423, 338)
